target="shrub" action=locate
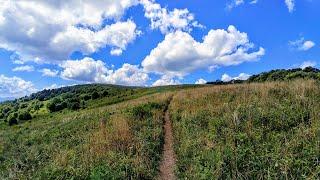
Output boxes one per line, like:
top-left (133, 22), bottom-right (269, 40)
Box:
top-left (102, 90), bottom-right (109, 97)
top-left (47, 98), bottom-right (67, 112)
top-left (68, 102), bottom-right (80, 110)
top-left (7, 112), bottom-right (18, 126)
top-left (47, 98), bottom-right (61, 112)
top-left (91, 91), bottom-right (100, 100)
top-left (19, 103), bottom-right (28, 109)
top-left (82, 94), bottom-right (91, 101)
top-left (129, 103), bottom-right (162, 120)
top-left (18, 111), bottom-right (32, 121)
top-left (33, 101), bottom-right (43, 111)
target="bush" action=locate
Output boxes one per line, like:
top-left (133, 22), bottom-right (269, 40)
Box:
top-left (18, 111), bottom-right (32, 121)
top-left (47, 98), bottom-right (67, 112)
top-left (91, 91), bottom-right (100, 100)
top-left (82, 94), bottom-right (91, 101)
top-left (68, 102), bottom-right (80, 110)
top-left (102, 90), bottom-right (109, 97)
top-left (33, 101), bottom-right (43, 111)
top-left (47, 98), bottom-right (61, 112)
top-left (7, 113), bottom-right (18, 126)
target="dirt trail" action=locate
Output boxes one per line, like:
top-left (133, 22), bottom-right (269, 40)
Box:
top-left (158, 98), bottom-right (176, 180)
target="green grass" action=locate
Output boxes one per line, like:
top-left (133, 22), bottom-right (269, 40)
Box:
top-left (0, 91), bottom-right (173, 179)
top-left (170, 80), bottom-right (320, 179)
top-left (1, 80), bottom-right (320, 179)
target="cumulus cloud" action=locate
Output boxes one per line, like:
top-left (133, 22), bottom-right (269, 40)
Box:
top-left (12, 65), bottom-right (34, 72)
top-left (285, 0), bottom-right (295, 13)
top-left (0, 0), bottom-right (139, 63)
top-left (152, 75), bottom-right (180, 86)
top-left (289, 38), bottom-right (315, 51)
top-left (299, 61), bottom-right (317, 69)
top-left (60, 57), bottom-right (149, 86)
top-left (221, 74), bottom-right (233, 82)
top-left (0, 74), bottom-right (37, 98)
top-left (195, 78), bottom-right (207, 84)
top-left (140, 0), bottom-right (203, 34)
top-left (142, 25), bottom-right (264, 78)
top-left (40, 68), bottom-right (59, 77)
top-left (221, 73), bottom-right (251, 82)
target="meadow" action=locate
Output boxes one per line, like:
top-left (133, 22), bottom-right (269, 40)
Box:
top-left (170, 80), bottom-right (320, 179)
top-left (0, 91), bottom-right (173, 179)
top-left (1, 73), bottom-right (320, 179)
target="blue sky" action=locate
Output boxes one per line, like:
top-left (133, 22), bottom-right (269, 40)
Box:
top-left (0, 0), bottom-right (319, 99)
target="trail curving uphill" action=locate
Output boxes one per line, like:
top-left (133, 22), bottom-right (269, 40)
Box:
top-left (158, 98), bottom-right (176, 180)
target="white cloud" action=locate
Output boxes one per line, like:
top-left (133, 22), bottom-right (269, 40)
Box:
top-left (103, 63), bottom-right (149, 86)
top-left (0, 0), bottom-right (139, 63)
top-left (299, 61), bottom-right (317, 69)
top-left (289, 38), bottom-right (315, 51)
top-left (110, 48), bottom-right (123, 56)
top-left (40, 68), bottom-right (59, 77)
top-left (221, 73), bottom-right (251, 82)
top-left (250, 0), bottom-right (258, 4)
top-left (195, 78), bottom-right (207, 84)
top-left (226, 0), bottom-right (258, 10)
top-left (60, 58), bottom-right (111, 82)
top-left (12, 65), bottom-right (34, 72)
top-left (152, 75), bottom-right (180, 86)
top-left (44, 84), bottom-right (65, 90)
top-left (303, 41), bottom-right (316, 50)
top-left (60, 57), bottom-right (149, 86)
top-left (226, 0), bottom-right (244, 10)
top-left (235, 73), bottom-right (251, 80)
top-left (0, 74), bottom-right (37, 98)
top-left (221, 74), bottom-right (233, 82)
top-left (142, 25), bottom-right (264, 78)
top-left (140, 0), bottom-right (203, 34)
top-left (51, 20), bottom-right (140, 60)
top-left (285, 0), bottom-right (295, 13)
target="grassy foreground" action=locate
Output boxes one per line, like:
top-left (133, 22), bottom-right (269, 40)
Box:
top-left (1, 79), bottom-right (320, 179)
top-left (170, 80), bottom-right (320, 179)
top-left (0, 92), bottom-right (173, 179)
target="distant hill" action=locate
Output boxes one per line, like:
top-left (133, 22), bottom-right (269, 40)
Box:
top-left (207, 66), bottom-right (320, 85)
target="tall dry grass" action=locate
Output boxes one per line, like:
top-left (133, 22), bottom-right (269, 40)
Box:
top-left (170, 79), bottom-right (320, 179)
top-left (0, 90), bottom-right (173, 179)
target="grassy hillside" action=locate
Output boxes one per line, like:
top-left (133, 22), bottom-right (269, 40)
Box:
top-left (1, 79), bottom-right (320, 179)
top-left (0, 91), bottom-right (173, 179)
top-left (170, 80), bottom-right (320, 179)
top-left (0, 84), bottom-right (193, 126)
top-left (207, 66), bottom-right (320, 85)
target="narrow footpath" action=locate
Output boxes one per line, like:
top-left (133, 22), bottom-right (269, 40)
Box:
top-left (158, 99), bottom-right (176, 180)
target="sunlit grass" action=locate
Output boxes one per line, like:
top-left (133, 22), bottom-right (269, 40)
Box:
top-left (170, 79), bottom-right (320, 179)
